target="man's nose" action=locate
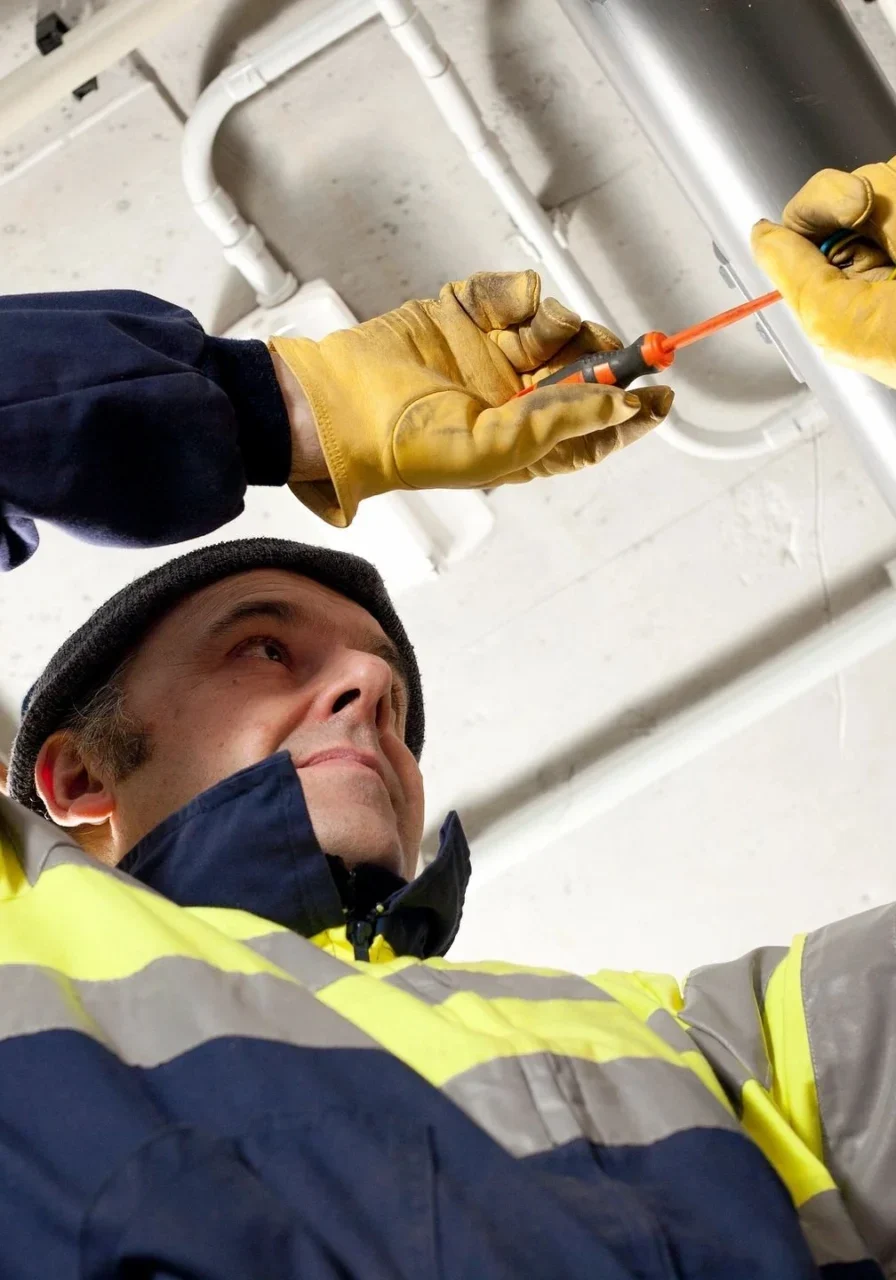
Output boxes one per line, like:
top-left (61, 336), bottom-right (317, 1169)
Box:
top-left (312, 650), bottom-right (396, 735)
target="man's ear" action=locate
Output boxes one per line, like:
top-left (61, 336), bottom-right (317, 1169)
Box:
top-left (35, 732), bottom-right (115, 827)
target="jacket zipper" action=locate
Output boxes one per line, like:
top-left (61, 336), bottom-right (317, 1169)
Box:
top-left (346, 896), bottom-right (386, 962)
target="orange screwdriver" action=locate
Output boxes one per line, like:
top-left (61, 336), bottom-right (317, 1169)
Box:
top-left (516, 290), bottom-right (783, 395)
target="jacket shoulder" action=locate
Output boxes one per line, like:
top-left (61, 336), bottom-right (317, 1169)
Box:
top-left (0, 793), bottom-right (76, 897)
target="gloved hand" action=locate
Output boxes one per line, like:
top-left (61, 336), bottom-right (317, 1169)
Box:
top-left (752, 159), bottom-right (896, 387)
top-left (270, 271), bottom-right (673, 526)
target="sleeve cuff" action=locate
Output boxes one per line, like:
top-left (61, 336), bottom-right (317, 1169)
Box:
top-left (200, 337), bottom-right (291, 486)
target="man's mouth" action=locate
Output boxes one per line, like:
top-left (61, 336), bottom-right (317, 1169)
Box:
top-left (295, 748), bottom-right (387, 785)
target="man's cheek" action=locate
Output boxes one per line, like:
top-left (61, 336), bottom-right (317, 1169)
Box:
top-left (392, 751), bottom-right (424, 809)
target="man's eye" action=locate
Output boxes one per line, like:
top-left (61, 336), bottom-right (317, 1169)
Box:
top-left (237, 636), bottom-right (289, 665)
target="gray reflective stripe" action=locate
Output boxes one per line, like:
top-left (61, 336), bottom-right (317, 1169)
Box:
top-left (0, 794), bottom-right (152, 897)
top-left (246, 938), bottom-right (613, 1005)
top-left (0, 794), bottom-right (86, 885)
top-left (246, 930), bottom-right (356, 991)
top-left (797, 1189), bottom-right (872, 1268)
top-left (803, 905), bottom-right (896, 1271)
top-left (442, 1053), bottom-right (738, 1158)
top-left (646, 1008), bottom-right (701, 1056)
top-left (0, 957), bottom-right (377, 1065)
top-left (383, 965), bottom-right (614, 1007)
top-left (681, 946), bottom-right (787, 1100)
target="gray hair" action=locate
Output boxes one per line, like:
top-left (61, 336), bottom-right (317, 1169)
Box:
top-left (61, 654), bottom-right (152, 782)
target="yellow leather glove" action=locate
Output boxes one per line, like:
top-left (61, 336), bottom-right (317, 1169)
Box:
top-left (752, 159), bottom-right (896, 387)
top-left (270, 270), bottom-right (673, 526)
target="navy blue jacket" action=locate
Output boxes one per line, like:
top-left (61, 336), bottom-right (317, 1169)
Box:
top-left (0, 290), bottom-right (291, 570)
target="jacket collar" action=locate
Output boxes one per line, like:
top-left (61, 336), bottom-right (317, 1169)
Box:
top-left (119, 752), bottom-right (470, 958)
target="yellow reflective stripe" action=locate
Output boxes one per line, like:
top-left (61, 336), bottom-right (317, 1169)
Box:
top-left (0, 821), bottom-right (29, 902)
top-left (741, 1079), bottom-right (835, 1207)
top-left (318, 976), bottom-right (718, 1088)
top-left (762, 935), bottom-right (825, 1163)
top-left (186, 906), bottom-right (290, 943)
top-left (731, 935), bottom-right (834, 1210)
top-left (590, 969), bottom-right (685, 1019)
top-left (0, 863), bottom-right (291, 981)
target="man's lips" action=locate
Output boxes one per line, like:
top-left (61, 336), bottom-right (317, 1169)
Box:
top-left (294, 748), bottom-right (387, 785)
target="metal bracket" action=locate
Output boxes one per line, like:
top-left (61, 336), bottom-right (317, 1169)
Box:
top-left (35, 1), bottom-right (98, 99)
top-left (712, 242), bottom-right (805, 384)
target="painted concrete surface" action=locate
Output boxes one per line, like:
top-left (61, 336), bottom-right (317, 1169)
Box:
top-left (2, 0), bottom-right (896, 976)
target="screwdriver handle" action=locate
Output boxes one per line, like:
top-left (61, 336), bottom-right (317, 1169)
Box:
top-left (530, 332), bottom-right (673, 393)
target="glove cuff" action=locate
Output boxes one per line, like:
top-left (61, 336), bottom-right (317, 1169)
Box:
top-left (269, 335), bottom-right (394, 527)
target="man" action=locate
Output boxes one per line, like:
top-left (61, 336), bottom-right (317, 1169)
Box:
top-left (0, 234), bottom-right (890, 1280)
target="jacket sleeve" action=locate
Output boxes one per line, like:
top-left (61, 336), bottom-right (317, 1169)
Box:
top-left (0, 290), bottom-right (292, 571)
top-left (679, 909), bottom-right (896, 1271)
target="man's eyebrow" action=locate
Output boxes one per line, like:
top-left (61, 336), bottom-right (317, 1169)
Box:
top-left (206, 599), bottom-right (301, 640)
top-left (204, 598), bottom-right (410, 693)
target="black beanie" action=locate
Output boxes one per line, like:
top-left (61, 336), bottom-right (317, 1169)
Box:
top-left (8, 537), bottom-right (424, 816)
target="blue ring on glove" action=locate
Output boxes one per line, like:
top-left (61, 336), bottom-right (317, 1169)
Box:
top-left (819, 229), bottom-right (856, 258)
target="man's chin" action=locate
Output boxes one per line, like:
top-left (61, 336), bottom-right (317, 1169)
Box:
top-left (307, 807), bottom-right (410, 880)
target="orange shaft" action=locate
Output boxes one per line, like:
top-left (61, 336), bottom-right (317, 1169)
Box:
top-left (662, 290), bottom-right (782, 354)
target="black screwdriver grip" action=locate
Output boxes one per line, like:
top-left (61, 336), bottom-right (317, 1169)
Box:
top-left (537, 335), bottom-right (659, 390)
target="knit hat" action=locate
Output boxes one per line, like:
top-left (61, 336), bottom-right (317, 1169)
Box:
top-left (8, 537), bottom-right (424, 816)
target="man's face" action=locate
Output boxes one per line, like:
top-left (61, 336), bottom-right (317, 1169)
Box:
top-left (91, 570), bottom-right (424, 878)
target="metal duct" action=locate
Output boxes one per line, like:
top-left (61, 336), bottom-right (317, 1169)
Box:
top-left (558, 0), bottom-right (896, 513)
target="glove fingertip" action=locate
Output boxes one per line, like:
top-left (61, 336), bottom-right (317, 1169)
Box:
top-left (644, 385), bottom-right (675, 418)
top-left (541, 294), bottom-right (581, 330)
top-left (750, 218), bottom-right (780, 249)
top-left (526, 268), bottom-right (542, 314)
top-left (622, 385), bottom-right (673, 424)
top-left (751, 221), bottom-right (835, 284)
top-left (456, 269), bottom-right (543, 331)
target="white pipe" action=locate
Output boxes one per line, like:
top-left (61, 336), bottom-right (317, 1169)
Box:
top-left (657, 390), bottom-right (825, 462)
top-left (376, 0), bottom-right (817, 461)
top-left (181, 0), bottom-right (377, 305)
top-left (252, 0), bottom-right (380, 82)
top-left (466, 561), bottom-right (896, 888)
top-left (0, 0), bottom-right (207, 144)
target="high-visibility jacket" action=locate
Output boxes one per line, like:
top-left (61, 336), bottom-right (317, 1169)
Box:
top-left (0, 750), bottom-right (888, 1278)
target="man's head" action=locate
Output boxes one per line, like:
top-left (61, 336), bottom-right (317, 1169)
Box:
top-left (8, 541), bottom-right (425, 880)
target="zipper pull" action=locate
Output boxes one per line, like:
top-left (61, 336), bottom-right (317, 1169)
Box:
top-left (347, 916), bottom-right (374, 962)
